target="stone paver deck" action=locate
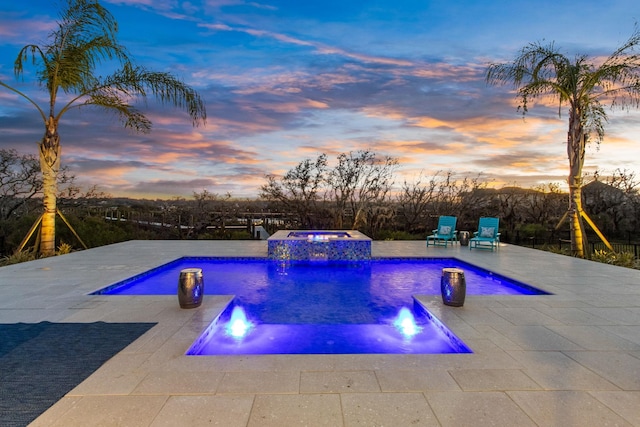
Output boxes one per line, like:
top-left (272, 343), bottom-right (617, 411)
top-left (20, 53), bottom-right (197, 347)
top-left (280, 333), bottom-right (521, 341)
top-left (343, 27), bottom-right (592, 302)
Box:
top-left (1, 240), bottom-right (639, 426)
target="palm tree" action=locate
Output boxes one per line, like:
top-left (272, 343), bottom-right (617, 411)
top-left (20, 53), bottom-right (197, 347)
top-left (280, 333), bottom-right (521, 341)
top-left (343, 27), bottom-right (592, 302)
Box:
top-left (486, 27), bottom-right (640, 258)
top-left (0, 0), bottom-right (206, 256)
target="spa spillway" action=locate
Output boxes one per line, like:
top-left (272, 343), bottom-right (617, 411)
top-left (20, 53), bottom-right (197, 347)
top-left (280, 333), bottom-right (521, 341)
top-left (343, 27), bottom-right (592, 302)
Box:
top-left (267, 230), bottom-right (372, 261)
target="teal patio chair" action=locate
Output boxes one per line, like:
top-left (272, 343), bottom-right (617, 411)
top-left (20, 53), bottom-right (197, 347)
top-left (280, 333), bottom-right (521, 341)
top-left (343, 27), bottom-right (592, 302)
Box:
top-left (426, 216), bottom-right (458, 247)
top-left (469, 217), bottom-right (500, 251)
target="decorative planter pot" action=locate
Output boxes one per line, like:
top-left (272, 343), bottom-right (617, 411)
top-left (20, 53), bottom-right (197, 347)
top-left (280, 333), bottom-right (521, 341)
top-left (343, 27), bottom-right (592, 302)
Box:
top-left (178, 268), bottom-right (204, 308)
top-left (441, 268), bottom-right (466, 307)
top-left (459, 231), bottom-right (470, 246)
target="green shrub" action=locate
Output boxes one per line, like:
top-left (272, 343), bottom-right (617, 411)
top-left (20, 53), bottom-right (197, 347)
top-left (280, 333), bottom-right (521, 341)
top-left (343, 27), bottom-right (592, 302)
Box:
top-left (57, 242), bottom-right (73, 255)
top-left (518, 223), bottom-right (547, 238)
top-left (62, 216), bottom-right (131, 248)
top-left (591, 249), bottom-right (638, 269)
top-left (0, 215), bottom-right (41, 256)
top-left (196, 230), bottom-right (252, 240)
top-left (0, 249), bottom-right (37, 266)
top-left (229, 230), bottom-right (252, 240)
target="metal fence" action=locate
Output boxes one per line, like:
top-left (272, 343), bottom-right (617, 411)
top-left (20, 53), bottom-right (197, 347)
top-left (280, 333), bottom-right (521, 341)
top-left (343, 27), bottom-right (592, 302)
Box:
top-left (502, 230), bottom-right (640, 259)
top-left (574, 241), bottom-right (640, 259)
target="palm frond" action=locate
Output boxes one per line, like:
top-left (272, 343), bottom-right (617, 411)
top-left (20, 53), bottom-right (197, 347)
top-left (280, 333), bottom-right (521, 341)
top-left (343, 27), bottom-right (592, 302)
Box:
top-left (81, 93), bottom-right (152, 132)
top-left (8, 0), bottom-right (207, 132)
top-left (32, 1), bottom-right (129, 105)
top-left (103, 63), bottom-right (206, 126)
top-left (486, 28), bottom-right (640, 128)
top-left (69, 62), bottom-right (206, 131)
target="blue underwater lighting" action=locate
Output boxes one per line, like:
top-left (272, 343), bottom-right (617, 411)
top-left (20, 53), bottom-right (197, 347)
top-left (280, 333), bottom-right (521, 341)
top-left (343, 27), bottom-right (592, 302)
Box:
top-left (225, 305), bottom-right (253, 339)
top-left (393, 307), bottom-right (422, 338)
top-left (94, 257), bottom-right (549, 355)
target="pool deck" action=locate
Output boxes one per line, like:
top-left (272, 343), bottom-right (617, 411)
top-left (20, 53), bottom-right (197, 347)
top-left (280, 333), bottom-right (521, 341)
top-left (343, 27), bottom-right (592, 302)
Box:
top-left (2, 240), bottom-right (640, 426)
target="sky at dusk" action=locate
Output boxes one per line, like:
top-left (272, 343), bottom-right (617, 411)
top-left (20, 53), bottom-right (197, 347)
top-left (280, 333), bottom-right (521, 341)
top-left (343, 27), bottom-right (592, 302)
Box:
top-left (1, 0), bottom-right (640, 199)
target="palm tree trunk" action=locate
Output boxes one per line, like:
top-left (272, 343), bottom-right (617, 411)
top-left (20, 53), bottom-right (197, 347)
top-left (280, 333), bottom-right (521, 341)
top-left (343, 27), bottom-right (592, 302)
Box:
top-left (39, 116), bottom-right (60, 257)
top-left (567, 108), bottom-right (587, 257)
top-left (567, 181), bottom-right (587, 257)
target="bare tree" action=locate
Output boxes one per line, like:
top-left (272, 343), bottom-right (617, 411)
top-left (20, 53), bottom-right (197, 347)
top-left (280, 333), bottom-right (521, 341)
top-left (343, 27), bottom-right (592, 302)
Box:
top-left (396, 172), bottom-right (439, 233)
top-left (583, 170), bottom-right (640, 237)
top-left (429, 171), bottom-right (459, 215)
top-left (450, 174), bottom-right (492, 228)
top-left (607, 169), bottom-right (640, 195)
top-left (260, 154), bottom-right (328, 228)
top-left (326, 150), bottom-right (398, 230)
top-left (0, 148), bottom-right (78, 220)
top-left (494, 186), bottom-right (529, 235)
top-left (0, 149), bottom-right (41, 220)
top-left (520, 183), bottom-right (566, 226)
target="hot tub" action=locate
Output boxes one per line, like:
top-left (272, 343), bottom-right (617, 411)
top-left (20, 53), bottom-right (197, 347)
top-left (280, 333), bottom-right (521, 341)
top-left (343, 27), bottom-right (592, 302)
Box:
top-left (267, 230), bottom-right (372, 261)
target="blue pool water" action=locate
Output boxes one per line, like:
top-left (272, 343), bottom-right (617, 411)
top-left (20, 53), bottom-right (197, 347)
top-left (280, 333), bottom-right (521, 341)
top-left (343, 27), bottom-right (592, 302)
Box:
top-left (287, 231), bottom-right (351, 238)
top-left (93, 257), bottom-right (548, 355)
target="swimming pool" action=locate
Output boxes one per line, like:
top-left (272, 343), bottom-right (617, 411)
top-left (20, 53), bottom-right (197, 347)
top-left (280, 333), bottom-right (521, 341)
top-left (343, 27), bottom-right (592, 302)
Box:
top-left (93, 257), bottom-right (548, 355)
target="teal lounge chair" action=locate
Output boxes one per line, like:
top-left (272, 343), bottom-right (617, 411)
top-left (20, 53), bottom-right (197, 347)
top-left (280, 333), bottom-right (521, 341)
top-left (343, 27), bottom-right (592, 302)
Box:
top-left (469, 217), bottom-right (500, 251)
top-left (426, 216), bottom-right (458, 247)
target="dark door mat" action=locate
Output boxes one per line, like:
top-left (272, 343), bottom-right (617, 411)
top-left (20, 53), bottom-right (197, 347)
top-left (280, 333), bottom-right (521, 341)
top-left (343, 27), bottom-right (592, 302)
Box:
top-left (0, 321), bottom-right (156, 427)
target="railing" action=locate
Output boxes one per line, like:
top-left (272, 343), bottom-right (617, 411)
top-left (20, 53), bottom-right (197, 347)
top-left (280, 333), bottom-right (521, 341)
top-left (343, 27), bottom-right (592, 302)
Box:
top-left (502, 231), bottom-right (640, 259)
top-left (573, 241), bottom-right (639, 259)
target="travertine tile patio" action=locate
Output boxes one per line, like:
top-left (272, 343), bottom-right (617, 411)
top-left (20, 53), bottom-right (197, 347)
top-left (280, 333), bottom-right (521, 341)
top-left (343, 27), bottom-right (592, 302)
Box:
top-left (1, 240), bottom-right (639, 426)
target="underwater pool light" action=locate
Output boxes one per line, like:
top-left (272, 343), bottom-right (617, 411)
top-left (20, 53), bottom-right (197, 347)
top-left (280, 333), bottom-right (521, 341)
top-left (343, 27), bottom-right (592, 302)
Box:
top-left (393, 307), bottom-right (422, 338)
top-left (226, 306), bottom-right (253, 339)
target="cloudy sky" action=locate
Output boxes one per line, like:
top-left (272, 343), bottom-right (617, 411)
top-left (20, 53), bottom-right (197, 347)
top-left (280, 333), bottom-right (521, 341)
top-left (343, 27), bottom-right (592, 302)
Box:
top-left (1, 0), bottom-right (640, 199)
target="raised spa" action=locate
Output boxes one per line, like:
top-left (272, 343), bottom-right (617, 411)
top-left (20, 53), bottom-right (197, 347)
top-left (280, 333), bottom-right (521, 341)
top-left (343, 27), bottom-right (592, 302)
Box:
top-left (268, 229), bottom-right (372, 261)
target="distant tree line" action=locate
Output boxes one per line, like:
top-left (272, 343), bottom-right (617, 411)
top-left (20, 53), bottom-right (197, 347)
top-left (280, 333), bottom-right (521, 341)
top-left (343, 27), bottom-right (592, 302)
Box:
top-left (2, 148), bottom-right (640, 260)
top-left (260, 150), bottom-right (640, 244)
